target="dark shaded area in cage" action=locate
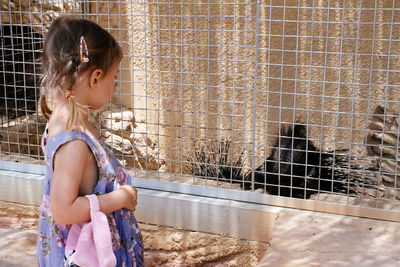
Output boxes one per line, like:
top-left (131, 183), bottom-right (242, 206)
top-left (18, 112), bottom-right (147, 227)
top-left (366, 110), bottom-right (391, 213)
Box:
top-left (0, 24), bottom-right (42, 119)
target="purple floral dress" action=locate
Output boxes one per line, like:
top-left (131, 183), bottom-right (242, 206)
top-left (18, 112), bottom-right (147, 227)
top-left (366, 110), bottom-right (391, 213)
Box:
top-left (37, 127), bottom-right (144, 266)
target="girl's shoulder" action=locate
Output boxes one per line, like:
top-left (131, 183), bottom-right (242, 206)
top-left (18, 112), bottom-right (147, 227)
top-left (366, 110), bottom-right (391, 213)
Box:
top-left (44, 119), bottom-right (101, 157)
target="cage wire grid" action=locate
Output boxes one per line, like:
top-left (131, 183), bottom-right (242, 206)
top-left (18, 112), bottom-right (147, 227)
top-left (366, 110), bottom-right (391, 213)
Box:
top-left (1, 0), bottom-right (400, 220)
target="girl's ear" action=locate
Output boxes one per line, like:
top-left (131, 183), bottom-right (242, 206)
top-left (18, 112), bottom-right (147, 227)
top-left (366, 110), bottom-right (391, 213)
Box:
top-left (89, 69), bottom-right (103, 90)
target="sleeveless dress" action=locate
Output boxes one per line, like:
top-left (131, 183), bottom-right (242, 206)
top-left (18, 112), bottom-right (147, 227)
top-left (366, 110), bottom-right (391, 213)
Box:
top-left (37, 126), bottom-right (144, 266)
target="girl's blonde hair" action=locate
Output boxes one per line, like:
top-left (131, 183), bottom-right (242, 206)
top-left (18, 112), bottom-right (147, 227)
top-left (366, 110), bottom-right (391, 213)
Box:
top-left (40, 16), bottom-right (123, 130)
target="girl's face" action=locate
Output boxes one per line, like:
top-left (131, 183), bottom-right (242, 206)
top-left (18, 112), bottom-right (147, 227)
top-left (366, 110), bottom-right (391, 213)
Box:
top-left (91, 62), bottom-right (120, 109)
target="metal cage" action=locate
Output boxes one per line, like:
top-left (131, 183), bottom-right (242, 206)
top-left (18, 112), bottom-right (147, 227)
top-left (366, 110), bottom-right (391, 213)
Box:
top-left (1, 0), bottom-right (400, 221)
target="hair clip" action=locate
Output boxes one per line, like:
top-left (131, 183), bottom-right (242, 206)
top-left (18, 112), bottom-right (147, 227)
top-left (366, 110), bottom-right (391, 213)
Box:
top-left (80, 36), bottom-right (89, 63)
top-left (65, 90), bottom-right (72, 99)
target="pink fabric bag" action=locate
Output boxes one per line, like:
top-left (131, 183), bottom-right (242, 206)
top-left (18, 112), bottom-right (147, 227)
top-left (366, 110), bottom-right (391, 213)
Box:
top-left (65, 194), bottom-right (117, 267)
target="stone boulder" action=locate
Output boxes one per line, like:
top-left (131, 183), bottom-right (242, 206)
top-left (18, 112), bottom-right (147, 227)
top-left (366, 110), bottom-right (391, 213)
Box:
top-left (95, 105), bottom-right (163, 171)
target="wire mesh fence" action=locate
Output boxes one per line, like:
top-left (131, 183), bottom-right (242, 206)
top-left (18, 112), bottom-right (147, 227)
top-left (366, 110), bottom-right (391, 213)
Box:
top-left (1, 0), bottom-right (400, 219)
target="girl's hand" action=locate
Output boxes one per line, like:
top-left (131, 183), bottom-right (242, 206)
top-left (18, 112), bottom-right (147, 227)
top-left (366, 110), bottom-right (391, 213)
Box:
top-left (118, 185), bottom-right (138, 211)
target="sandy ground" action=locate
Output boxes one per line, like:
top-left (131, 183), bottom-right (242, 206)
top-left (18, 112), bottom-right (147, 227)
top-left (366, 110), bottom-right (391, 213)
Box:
top-left (0, 201), bottom-right (268, 267)
top-left (0, 202), bottom-right (38, 267)
top-left (257, 208), bottom-right (400, 267)
top-left (2, 200), bottom-right (400, 267)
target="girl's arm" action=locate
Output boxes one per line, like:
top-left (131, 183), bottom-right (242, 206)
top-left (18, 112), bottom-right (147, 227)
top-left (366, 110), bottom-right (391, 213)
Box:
top-left (49, 139), bottom-right (137, 225)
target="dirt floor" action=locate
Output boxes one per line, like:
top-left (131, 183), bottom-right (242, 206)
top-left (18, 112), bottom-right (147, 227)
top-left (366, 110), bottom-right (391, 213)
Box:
top-left (0, 201), bottom-right (268, 267)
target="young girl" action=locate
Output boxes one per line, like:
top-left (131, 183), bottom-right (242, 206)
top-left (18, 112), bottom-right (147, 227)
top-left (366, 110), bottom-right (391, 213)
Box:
top-left (37, 16), bottom-right (144, 266)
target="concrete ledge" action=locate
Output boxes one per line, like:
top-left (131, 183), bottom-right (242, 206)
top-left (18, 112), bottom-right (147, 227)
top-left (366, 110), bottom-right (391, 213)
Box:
top-left (136, 189), bottom-right (279, 242)
top-left (0, 166), bottom-right (278, 242)
top-left (0, 170), bottom-right (44, 205)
